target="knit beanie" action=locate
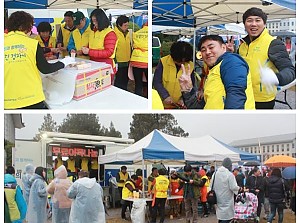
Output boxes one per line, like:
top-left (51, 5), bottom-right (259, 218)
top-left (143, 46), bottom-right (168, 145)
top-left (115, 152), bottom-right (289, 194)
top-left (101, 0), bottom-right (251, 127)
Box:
top-left (222, 157), bottom-right (232, 171)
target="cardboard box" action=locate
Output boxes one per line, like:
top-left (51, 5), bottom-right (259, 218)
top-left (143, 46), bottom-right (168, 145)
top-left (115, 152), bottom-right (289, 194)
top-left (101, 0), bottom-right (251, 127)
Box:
top-left (73, 65), bottom-right (111, 100)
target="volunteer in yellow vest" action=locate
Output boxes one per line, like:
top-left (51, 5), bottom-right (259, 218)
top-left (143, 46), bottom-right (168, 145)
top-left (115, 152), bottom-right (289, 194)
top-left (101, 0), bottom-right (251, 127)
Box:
top-left (82, 9), bottom-right (118, 83)
top-left (4, 166), bottom-right (27, 222)
top-left (35, 22), bottom-right (59, 60)
top-left (4, 11), bottom-right (75, 109)
top-left (67, 156), bottom-right (76, 181)
top-left (114, 15), bottom-right (131, 91)
top-left (153, 41), bottom-right (196, 109)
top-left (117, 166), bottom-right (130, 201)
top-left (150, 168), bottom-right (169, 223)
top-left (238, 7), bottom-right (295, 109)
top-left (67, 11), bottom-right (91, 59)
top-left (57, 11), bottom-right (76, 58)
top-left (130, 22), bottom-right (148, 97)
top-left (80, 157), bottom-right (89, 171)
top-left (90, 157), bottom-right (99, 181)
top-left (179, 35), bottom-right (255, 109)
top-left (199, 169), bottom-right (209, 217)
top-left (121, 175), bottom-right (138, 220)
top-left (55, 153), bottom-right (63, 170)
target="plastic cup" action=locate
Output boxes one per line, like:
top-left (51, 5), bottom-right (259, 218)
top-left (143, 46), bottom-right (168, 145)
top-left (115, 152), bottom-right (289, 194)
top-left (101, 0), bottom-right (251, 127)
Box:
top-left (71, 52), bottom-right (76, 58)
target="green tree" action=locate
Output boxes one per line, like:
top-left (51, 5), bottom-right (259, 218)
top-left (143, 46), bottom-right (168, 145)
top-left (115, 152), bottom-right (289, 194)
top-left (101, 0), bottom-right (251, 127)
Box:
top-left (128, 114), bottom-right (189, 141)
top-left (58, 114), bottom-right (103, 135)
top-left (4, 140), bottom-right (14, 167)
top-left (103, 122), bottom-right (122, 138)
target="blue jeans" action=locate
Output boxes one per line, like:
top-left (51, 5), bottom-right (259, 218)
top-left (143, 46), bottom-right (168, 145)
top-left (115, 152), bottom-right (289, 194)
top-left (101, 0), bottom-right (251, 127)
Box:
top-left (268, 203), bottom-right (284, 223)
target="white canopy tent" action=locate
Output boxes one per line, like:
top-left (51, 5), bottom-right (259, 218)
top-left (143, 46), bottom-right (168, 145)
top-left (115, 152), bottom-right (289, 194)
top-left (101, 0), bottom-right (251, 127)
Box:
top-left (97, 129), bottom-right (260, 165)
top-left (46, 0), bottom-right (134, 9)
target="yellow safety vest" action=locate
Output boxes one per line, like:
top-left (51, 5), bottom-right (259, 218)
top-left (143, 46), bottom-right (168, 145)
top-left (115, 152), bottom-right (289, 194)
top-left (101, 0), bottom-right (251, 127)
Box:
top-left (91, 158), bottom-right (98, 170)
top-left (131, 26), bottom-right (148, 63)
top-left (152, 89), bottom-right (164, 110)
top-left (72, 25), bottom-right (91, 59)
top-left (154, 175), bottom-right (169, 198)
top-left (204, 60), bottom-right (255, 109)
top-left (4, 31), bottom-right (45, 109)
top-left (81, 158), bottom-right (89, 171)
top-left (201, 175), bottom-right (210, 187)
top-left (114, 27), bottom-right (131, 62)
top-left (122, 180), bottom-right (135, 199)
top-left (56, 158), bottom-right (63, 169)
top-left (118, 172), bottom-right (129, 188)
top-left (35, 35), bottom-right (56, 48)
top-left (89, 27), bottom-right (117, 68)
top-left (67, 159), bottom-right (76, 172)
top-left (239, 28), bottom-right (278, 102)
top-left (4, 186), bottom-right (20, 221)
top-left (161, 55), bottom-right (194, 108)
top-left (61, 23), bottom-right (73, 57)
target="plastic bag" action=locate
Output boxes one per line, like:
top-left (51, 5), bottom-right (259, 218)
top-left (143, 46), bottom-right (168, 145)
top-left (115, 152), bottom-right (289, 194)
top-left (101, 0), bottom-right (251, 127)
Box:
top-left (259, 60), bottom-right (279, 94)
top-left (130, 199), bottom-right (147, 223)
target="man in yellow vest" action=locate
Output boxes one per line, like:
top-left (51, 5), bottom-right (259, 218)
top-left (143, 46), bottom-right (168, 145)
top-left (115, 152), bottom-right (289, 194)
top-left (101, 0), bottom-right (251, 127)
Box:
top-left (80, 157), bottom-right (89, 172)
top-left (55, 153), bottom-right (63, 170)
top-left (57, 11), bottom-right (76, 58)
top-left (67, 156), bottom-right (76, 180)
top-left (179, 35), bottom-right (255, 109)
top-left (130, 22), bottom-right (148, 97)
top-left (90, 157), bottom-right (99, 181)
top-left (117, 166), bottom-right (130, 201)
top-left (121, 175), bottom-right (138, 220)
top-left (153, 41), bottom-right (195, 109)
top-left (114, 15), bottom-right (131, 91)
top-left (150, 168), bottom-right (169, 223)
top-left (67, 11), bottom-right (91, 59)
top-left (237, 7), bottom-right (295, 109)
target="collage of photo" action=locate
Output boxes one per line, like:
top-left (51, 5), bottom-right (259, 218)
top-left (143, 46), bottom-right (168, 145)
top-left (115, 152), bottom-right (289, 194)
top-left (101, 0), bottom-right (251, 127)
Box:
top-left (3, 0), bottom-right (297, 223)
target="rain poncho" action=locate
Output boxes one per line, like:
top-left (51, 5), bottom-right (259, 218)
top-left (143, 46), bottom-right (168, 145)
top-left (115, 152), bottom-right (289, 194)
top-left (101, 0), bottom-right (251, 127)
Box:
top-left (67, 177), bottom-right (105, 223)
top-left (27, 174), bottom-right (48, 223)
top-left (211, 166), bottom-right (239, 221)
top-left (4, 174), bottom-right (27, 223)
top-left (47, 165), bottom-right (72, 223)
top-left (21, 164), bottom-right (34, 204)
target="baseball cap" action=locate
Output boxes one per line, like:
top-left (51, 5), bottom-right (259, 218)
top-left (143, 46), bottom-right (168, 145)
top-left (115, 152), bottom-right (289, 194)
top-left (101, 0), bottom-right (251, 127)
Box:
top-left (73, 11), bottom-right (85, 26)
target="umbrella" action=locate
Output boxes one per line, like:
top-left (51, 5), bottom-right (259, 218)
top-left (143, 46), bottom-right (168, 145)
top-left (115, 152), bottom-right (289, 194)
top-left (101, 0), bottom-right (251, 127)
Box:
top-left (264, 155), bottom-right (296, 167)
top-left (282, 166), bottom-right (296, 179)
top-left (271, 31), bottom-right (296, 37)
top-left (243, 161), bottom-right (261, 166)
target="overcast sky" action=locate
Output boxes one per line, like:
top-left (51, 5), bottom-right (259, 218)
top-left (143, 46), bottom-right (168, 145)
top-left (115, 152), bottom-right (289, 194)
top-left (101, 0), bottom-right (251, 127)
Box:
top-left (15, 113), bottom-right (295, 144)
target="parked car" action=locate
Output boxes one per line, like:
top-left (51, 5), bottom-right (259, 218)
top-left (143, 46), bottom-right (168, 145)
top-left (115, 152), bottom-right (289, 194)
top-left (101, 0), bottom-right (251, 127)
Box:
top-left (152, 36), bottom-right (161, 66)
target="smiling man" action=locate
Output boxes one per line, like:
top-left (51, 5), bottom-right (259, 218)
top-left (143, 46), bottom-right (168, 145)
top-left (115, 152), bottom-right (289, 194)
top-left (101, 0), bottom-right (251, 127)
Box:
top-left (179, 35), bottom-right (255, 109)
top-left (238, 7), bottom-right (295, 109)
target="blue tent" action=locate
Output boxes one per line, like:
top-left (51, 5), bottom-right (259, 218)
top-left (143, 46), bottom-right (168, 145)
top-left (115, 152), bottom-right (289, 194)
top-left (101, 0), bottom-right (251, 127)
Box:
top-left (4, 0), bottom-right (47, 9)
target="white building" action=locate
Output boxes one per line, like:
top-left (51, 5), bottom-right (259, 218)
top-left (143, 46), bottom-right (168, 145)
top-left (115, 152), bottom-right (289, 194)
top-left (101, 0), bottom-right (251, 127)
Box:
top-left (230, 133), bottom-right (296, 164)
top-left (266, 18), bottom-right (296, 34)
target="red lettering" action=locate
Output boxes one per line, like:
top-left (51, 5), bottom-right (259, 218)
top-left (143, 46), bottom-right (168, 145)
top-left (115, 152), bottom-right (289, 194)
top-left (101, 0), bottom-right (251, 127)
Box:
top-left (52, 146), bottom-right (61, 155)
top-left (76, 148), bottom-right (85, 156)
top-left (61, 148), bottom-right (69, 156)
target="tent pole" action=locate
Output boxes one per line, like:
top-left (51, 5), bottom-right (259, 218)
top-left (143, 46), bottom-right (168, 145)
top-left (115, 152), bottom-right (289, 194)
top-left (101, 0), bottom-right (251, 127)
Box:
top-left (142, 159), bottom-right (145, 198)
top-left (193, 28), bottom-right (196, 66)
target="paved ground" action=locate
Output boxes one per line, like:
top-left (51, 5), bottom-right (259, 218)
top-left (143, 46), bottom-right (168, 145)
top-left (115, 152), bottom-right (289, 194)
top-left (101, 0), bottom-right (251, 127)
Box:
top-left (274, 88), bottom-right (296, 109)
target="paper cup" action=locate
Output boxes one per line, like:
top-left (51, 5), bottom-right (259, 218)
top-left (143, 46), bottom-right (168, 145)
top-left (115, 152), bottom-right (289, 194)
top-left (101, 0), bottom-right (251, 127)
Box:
top-left (71, 52), bottom-right (76, 58)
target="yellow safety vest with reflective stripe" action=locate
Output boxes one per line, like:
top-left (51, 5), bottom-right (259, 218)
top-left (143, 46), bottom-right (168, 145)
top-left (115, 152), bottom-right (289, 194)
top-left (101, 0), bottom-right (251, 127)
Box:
top-left (154, 175), bottom-right (169, 198)
top-left (35, 35), bottom-right (56, 48)
top-left (4, 186), bottom-right (20, 221)
top-left (131, 26), bottom-right (148, 63)
top-left (122, 180), bottom-right (135, 199)
top-left (204, 60), bottom-right (255, 109)
top-left (61, 23), bottom-right (73, 57)
top-left (67, 159), bottom-right (76, 172)
top-left (114, 27), bottom-right (131, 62)
top-left (118, 172), bottom-right (129, 188)
top-left (4, 31), bottom-right (45, 109)
top-left (72, 25), bottom-right (91, 59)
top-left (161, 55), bottom-right (194, 107)
top-left (239, 28), bottom-right (278, 102)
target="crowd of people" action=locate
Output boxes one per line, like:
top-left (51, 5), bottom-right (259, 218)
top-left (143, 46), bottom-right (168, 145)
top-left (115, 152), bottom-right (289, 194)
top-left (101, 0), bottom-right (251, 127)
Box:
top-left (4, 9), bottom-right (148, 109)
top-left (153, 7), bottom-right (295, 110)
top-left (4, 158), bottom-right (296, 223)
